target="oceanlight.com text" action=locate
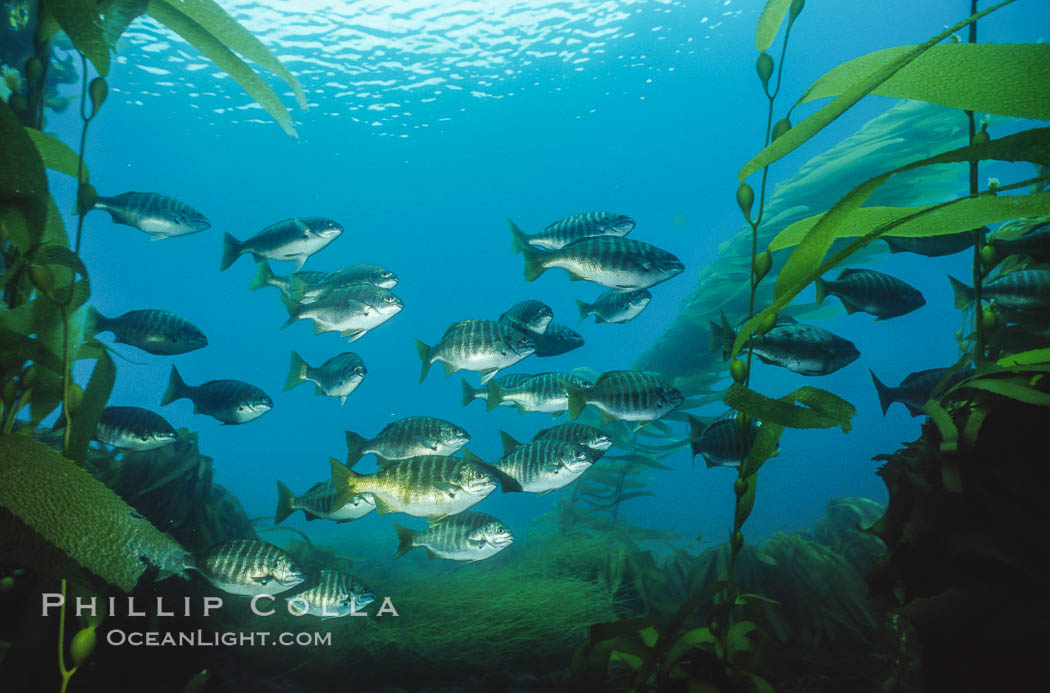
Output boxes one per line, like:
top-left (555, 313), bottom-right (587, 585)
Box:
top-left (105, 629), bottom-right (332, 647)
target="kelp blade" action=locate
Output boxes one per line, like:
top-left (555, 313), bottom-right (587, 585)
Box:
top-left (147, 1), bottom-right (298, 137)
top-left (26, 128), bottom-right (89, 182)
top-left (796, 43), bottom-right (1050, 121)
top-left (755, 0), bottom-right (793, 53)
top-left (737, 0), bottom-right (1016, 181)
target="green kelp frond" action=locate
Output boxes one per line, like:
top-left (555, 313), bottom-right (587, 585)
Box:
top-left (796, 43), bottom-right (1050, 121)
top-left (635, 101), bottom-right (973, 384)
top-left (0, 435), bottom-right (190, 592)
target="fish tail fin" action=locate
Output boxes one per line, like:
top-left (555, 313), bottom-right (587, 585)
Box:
top-left (83, 305), bottom-right (107, 337)
top-left (248, 261), bottom-right (274, 291)
top-left (709, 312), bottom-right (736, 360)
top-left (508, 219), bottom-right (530, 254)
top-left (574, 299), bottom-right (590, 327)
top-left (520, 242), bottom-right (546, 283)
top-left (392, 524), bottom-right (417, 559)
top-left (279, 296), bottom-right (300, 330)
top-left (563, 379), bottom-right (586, 420)
top-left (329, 457), bottom-right (360, 511)
top-left (869, 369), bottom-right (895, 417)
top-left (685, 414), bottom-right (706, 458)
top-left (344, 430), bottom-right (367, 467)
top-left (275, 481), bottom-right (296, 524)
top-left (814, 277), bottom-right (828, 305)
top-left (460, 377), bottom-right (477, 407)
top-left (219, 232), bottom-right (243, 272)
top-left (161, 365), bottom-right (188, 406)
top-left (947, 275), bottom-right (975, 310)
top-left (416, 340), bottom-right (432, 383)
top-left (498, 430), bottom-right (521, 454)
top-left (284, 350), bottom-right (308, 391)
top-left (485, 381), bottom-right (504, 411)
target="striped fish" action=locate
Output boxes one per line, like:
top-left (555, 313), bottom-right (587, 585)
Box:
top-left (461, 374), bottom-right (534, 408)
top-left (990, 222), bottom-right (1050, 262)
top-left (487, 441), bottom-right (594, 494)
top-left (287, 264), bottom-right (400, 303)
top-left (870, 367), bottom-right (975, 417)
top-left (486, 372), bottom-right (595, 415)
top-left (883, 230), bottom-right (975, 257)
top-left (220, 217), bottom-right (342, 271)
top-left (576, 288), bottom-right (652, 325)
top-left (517, 236), bottom-right (684, 290)
top-left (711, 315), bottom-right (860, 377)
top-left (526, 422), bottom-right (614, 456)
top-left (86, 306), bottom-right (207, 355)
top-left (532, 322), bottom-right (585, 357)
top-left (95, 406), bottom-right (177, 451)
top-left (274, 480), bottom-right (375, 524)
top-left (508, 212), bottom-right (635, 251)
top-left (91, 191), bottom-right (210, 240)
top-left (247, 261), bottom-right (331, 298)
top-left (280, 284), bottom-right (403, 342)
top-left (329, 455), bottom-right (509, 520)
top-left (345, 416), bottom-right (471, 465)
top-left (393, 511), bottom-right (513, 562)
top-left (284, 350), bottom-right (366, 405)
top-left (686, 412), bottom-right (761, 469)
top-left (498, 300), bottom-right (554, 335)
top-left (161, 365), bottom-right (272, 425)
top-left (563, 370), bottom-right (683, 425)
top-left (815, 268), bottom-right (925, 320)
top-left (288, 570), bottom-right (375, 618)
top-left (416, 319), bottom-right (535, 384)
top-left (189, 539), bottom-right (304, 596)
top-left (949, 269), bottom-right (1050, 310)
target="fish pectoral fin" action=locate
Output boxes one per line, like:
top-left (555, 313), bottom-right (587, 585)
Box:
top-left (293, 256), bottom-right (307, 271)
top-left (426, 513), bottom-right (448, 523)
top-left (341, 329), bottom-right (366, 341)
top-left (148, 233), bottom-right (167, 242)
top-left (433, 481), bottom-right (459, 498)
top-left (478, 368), bottom-right (499, 384)
top-left (252, 576), bottom-right (272, 585)
top-left (372, 496), bottom-right (394, 514)
top-left (339, 396), bottom-right (348, 405)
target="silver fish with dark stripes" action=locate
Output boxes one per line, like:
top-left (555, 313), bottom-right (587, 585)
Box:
top-left (518, 236), bottom-right (684, 290)
top-left (686, 412), bottom-right (761, 469)
top-left (85, 306), bottom-right (207, 355)
top-left (508, 213), bottom-right (635, 251)
top-left (461, 374), bottom-right (534, 408)
top-left (161, 365), bottom-right (272, 425)
top-left (883, 229), bottom-right (977, 257)
top-left (95, 406), bottom-right (177, 451)
top-left (417, 319), bottom-right (535, 384)
top-left (393, 511), bottom-right (513, 562)
top-left (91, 191), bottom-right (210, 240)
top-left (870, 367), bottom-right (976, 417)
top-left (711, 315), bottom-right (860, 376)
top-left (949, 269), bottom-right (1050, 310)
top-left (280, 284), bottom-right (403, 342)
top-left (188, 539), bottom-right (304, 596)
top-left (576, 288), bottom-right (652, 325)
top-left (485, 442), bottom-right (593, 494)
top-left (286, 264), bottom-right (400, 303)
top-left (275, 480), bottom-right (375, 523)
top-left (532, 322), bottom-right (585, 357)
top-left (220, 217), bottom-right (342, 271)
top-left (815, 268), bottom-right (925, 320)
top-left (990, 222), bottom-right (1050, 262)
top-left (497, 426), bottom-right (613, 460)
top-left (486, 372), bottom-right (594, 415)
top-left (499, 300), bottom-right (554, 335)
top-left (288, 570), bottom-right (375, 618)
top-left (330, 455), bottom-right (508, 520)
top-left (283, 350), bottom-right (366, 405)
top-left (344, 416), bottom-right (471, 465)
top-left (564, 370), bottom-right (683, 424)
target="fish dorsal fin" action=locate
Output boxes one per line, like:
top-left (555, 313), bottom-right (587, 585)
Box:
top-left (837, 268), bottom-right (860, 279)
top-left (442, 320), bottom-right (473, 337)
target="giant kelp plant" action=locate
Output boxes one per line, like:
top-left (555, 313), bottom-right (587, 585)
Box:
top-left (0, 1), bottom-right (303, 690)
top-left (578, 0), bottom-right (1050, 690)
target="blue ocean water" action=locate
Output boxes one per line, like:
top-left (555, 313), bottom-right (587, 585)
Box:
top-left (43, 0), bottom-right (1049, 556)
